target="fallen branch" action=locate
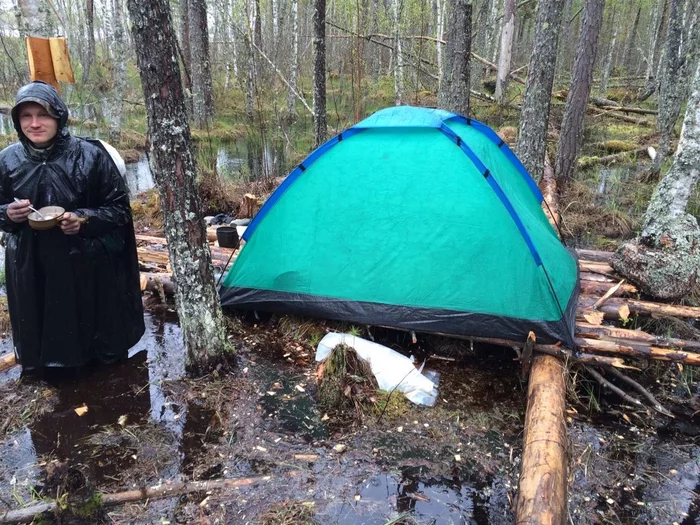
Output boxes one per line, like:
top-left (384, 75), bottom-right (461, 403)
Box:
top-left (584, 365), bottom-right (646, 409)
top-left (593, 280), bottom-right (627, 310)
top-left (589, 106), bottom-right (653, 127)
top-left (597, 105), bottom-right (658, 116)
top-left (576, 322), bottom-right (700, 352)
top-left (574, 336), bottom-right (700, 365)
top-left (470, 52), bottom-right (527, 85)
top-left (578, 147), bottom-right (648, 169)
top-left (0, 353), bottom-right (15, 372)
top-left (604, 365), bottom-right (674, 417)
top-left (580, 279), bottom-right (637, 296)
top-left (578, 295), bottom-right (700, 320)
top-left (0, 475), bottom-right (289, 524)
top-left (575, 249), bottom-right (613, 263)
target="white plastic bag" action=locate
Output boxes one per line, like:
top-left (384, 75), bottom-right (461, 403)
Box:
top-left (315, 333), bottom-right (438, 406)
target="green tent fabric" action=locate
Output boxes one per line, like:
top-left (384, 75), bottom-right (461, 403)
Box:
top-left (220, 106), bottom-right (579, 345)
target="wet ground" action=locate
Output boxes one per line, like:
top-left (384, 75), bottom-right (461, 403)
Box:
top-left (0, 309), bottom-right (699, 524)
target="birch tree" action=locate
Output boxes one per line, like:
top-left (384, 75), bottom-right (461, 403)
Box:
top-left (613, 61), bottom-right (700, 300)
top-left (190, 0), bottom-right (215, 128)
top-left (287, 0), bottom-right (300, 119)
top-left (495, 0), bottom-right (515, 104)
top-left (435, 0), bottom-right (445, 84)
top-left (652, 0), bottom-right (685, 177)
top-left (108, 0), bottom-right (127, 143)
top-left (393, 0), bottom-right (405, 105)
top-left (437, 0), bottom-right (470, 116)
top-left (554, 0), bottom-right (605, 183)
top-left (84, 0), bottom-right (95, 81)
top-left (17, 0), bottom-right (56, 36)
top-left (639, 0), bottom-right (669, 102)
top-left (313, 0), bottom-right (327, 146)
top-left (598, 4), bottom-right (617, 96)
top-left (126, 0), bottom-right (231, 375)
top-left (515, 0), bottom-right (565, 180)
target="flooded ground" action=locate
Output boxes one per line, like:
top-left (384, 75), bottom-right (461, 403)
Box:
top-left (0, 309), bottom-right (698, 524)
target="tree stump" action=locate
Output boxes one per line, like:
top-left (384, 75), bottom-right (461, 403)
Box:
top-left (240, 193), bottom-right (260, 218)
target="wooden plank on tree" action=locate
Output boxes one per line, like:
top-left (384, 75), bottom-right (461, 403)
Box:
top-left (26, 37), bottom-right (58, 89)
top-left (48, 38), bottom-right (75, 83)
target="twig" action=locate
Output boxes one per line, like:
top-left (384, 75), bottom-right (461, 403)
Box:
top-left (584, 365), bottom-right (646, 409)
top-left (604, 366), bottom-right (675, 418)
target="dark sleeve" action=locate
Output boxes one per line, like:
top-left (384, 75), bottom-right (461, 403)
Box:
top-left (0, 156), bottom-right (21, 234)
top-left (75, 149), bottom-right (132, 238)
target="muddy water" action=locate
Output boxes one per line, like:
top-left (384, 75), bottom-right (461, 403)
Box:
top-left (1, 311), bottom-right (699, 524)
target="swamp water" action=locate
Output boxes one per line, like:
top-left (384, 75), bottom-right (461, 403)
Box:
top-left (0, 311), bottom-right (699, 523)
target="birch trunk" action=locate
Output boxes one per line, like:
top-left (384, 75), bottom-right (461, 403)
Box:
top-left (472, 0), bottom-right (491, 88)
top-left (437, 0), bottom-right (470, 116)
top-left (554, 0), bottom-right (605, 183)
top-left (621, 3), bottom-right (641, 74)
top-left (84, 0), bottom-right (95, 81)
top-left (108, 0), bottom-right (127, 143)
top-left (612, 62), bottom-right (700, 300)
top-left (598, 5), bottom-right (617, 96)
top-left (287, 0), bottom-right (300, 119)
top-left (313, 0), bottom-right (327, 146)
top-left (435, 0), bottom-right (445, 86)
top-left (488, 0), bottom-right (501, 63)
top-left (495, 0), bottom-right (515, 104)
top-left (393, 0), bottom-right (404, 105)
top-left (515, 0), bottom-right (565, 180)
top-left (126, 0), bottom-right (231, 375)
top-left (272, 0), bottom-right (279, 50)
top-left (17, 0), bottom-right (55, 36)
top-left (640, 0), bottom-right (669, 101)
top-left (652, 0), bottom-right (685, 176)
top-left (190, 0), bottom-right (215, 128)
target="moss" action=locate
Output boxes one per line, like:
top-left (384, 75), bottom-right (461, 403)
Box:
top-left (370, 390), bottom-right (413, 420)
top-left (590, 140), bottom-right (638, 153)
top-left (72, 492), bottom-right (103, 518)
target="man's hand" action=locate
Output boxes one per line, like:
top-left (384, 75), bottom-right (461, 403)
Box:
top-left (59, 212), bottom-right (82, 235)
top-left (7, 199), bottom-right (32, 223)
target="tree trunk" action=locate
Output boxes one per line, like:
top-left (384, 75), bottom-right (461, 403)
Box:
top-left (179, 0), bottom-right (193, 118)
top-left (126, 0), bottom-right (231, 375)
top-left (639, 0), bottom-right (669, 101)
top-left (487, 0), bottom-right (501, 63)
top-left (472, 0), bottom-right (491, 88)
top-left (189, 0), bottom-right (215, 128)
top-left (621, 4), bottom-right (641, 73)
top-left (108, 0), bottom-right (127, 143)
top-left (612, 62), bottom-right (700, 300)
top-left (515, 0), bottom-right (565, 180)
top-left (313, 0), bottom-right (327, 146)
top-left (392, 0), bottom-right (404, 105)
top-left (272, 0), bottom-right (279, 50)
top-left (597, 4), bottom-right (618, 96)
top-left (287, 0), bottom-right (300, 119)
top-left (435, 0), bottom-right (445, 86)
top-left (495, 0), bottom-right (515, 104)
top-left (84, 0), bottom-right (95, 81)
top-left (437, 0), bottom-right (471, 116)
top-left (554, 0), bottom-right (605, 183)
top-left (17, 0), bottom-right (56, 36)
top-left (652, 0), bottom-right (686, 176)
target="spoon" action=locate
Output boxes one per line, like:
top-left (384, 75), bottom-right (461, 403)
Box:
top-left (14, 198), bottom-right (47, 219)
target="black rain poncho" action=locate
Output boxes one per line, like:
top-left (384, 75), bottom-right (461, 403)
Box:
top-left (0, 81), bottom-right (145, 369)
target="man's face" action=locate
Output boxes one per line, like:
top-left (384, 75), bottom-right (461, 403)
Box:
top-left (18, 102), bottom-right (58, 148)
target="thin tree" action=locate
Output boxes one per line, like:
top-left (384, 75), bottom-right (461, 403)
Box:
top-left (179, 0), bottom-right (193, 117)
top-left (287, 0), bottom-right (299, 120)
top-left (651, 0), bottom-right (685, 177)
top-left (392, 0), bottom-right (405, 105)
top-left (108, 0), bottom-right (127, 143)
top-left (190, 0), bottom-right (215, 128)
top-left (313, 0), bottom-right (327, 146)
top-left (495, 0), bottom-right (515, 104)
top-left (621, 2), bottom-right (641, 73)
top-left (84, 0), bottom-right (95, 82)
top-left (126, 0), bottom-right (231, 375)
top-left (515, 0), bottom-right (565, 180)
top-left (437, 0), bottom-right (471, 116)
top-left (613, 61), bottom-right (700, 300)
top-left (639, 0), bottom-right (669, 102)
top-left (554, 0), bottom-right (605, 184)
top-left (597, 4), bottom-right (617, 96)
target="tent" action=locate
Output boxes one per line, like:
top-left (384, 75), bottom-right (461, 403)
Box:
top-left (219, 106), bottom-right (578, 345)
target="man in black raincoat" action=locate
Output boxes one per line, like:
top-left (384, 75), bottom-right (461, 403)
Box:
top-left (0, 81), bottom-right (145, 372)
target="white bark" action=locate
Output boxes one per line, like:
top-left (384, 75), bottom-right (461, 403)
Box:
top-left (393, 0), bottom-right (404, 105)
top-left (17, 0), bottom-right (54, 36)
top-left (643, 61), bottom-right (700, 237)
top-left (495, 0), bottom-right (515, 104)
top-left (488, 0), bottom-right (501, 63)
top-left (272, 0), bottom-right (279, 48)
top-left (287, 0), bottom-right (300, 117)
top-left (108, 0), bottom-right (126, 143)
top-left (598, 6), bottom-right (618, 95)
top-left (436, 0), bottom-right (445, 86)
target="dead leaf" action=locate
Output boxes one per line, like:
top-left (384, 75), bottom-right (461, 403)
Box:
top-left (619, 304), bottom-right (630, 322)
top-left (622, 413), bottom-right (631, 424)
top-left (74, 404), bottom-right (88, 416)
top-left (584, 311), bottom-right (605, 325)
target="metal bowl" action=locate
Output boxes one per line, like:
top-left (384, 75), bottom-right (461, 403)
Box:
top-left (28, 206), bottom-right (66, 230)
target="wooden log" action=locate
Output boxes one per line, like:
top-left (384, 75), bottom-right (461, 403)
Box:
top-left (470, 52), bottom-right (527, 85)
top-left (239, 193), bottom-right (259, 218)
top-left (578, 295), bottom-right (700, 320)
top-left (597, 105), bottom-right (658, 115)
top-left (574, 337), bottom-right (700, 365)
top-left (580, 279), bottom-right (637, 296)
top-left (576, 322), bottom-right (700, 352)
top-left (515, 354), bottom-right (567, 525)
top-left (0, 475), bottom-right (285, 523)
top-left (0, 353), bottom-right (16, 372)
top-left (579, 261), bottom-right (615, 275)
top-left (140, 273), bottom-right (175, 296)
top-left (540, 155), bottom-right (560, 227)
top-left (575, 249), bottom-right (613, 263)
top-left (589, 106), bottom-right (653, 127)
